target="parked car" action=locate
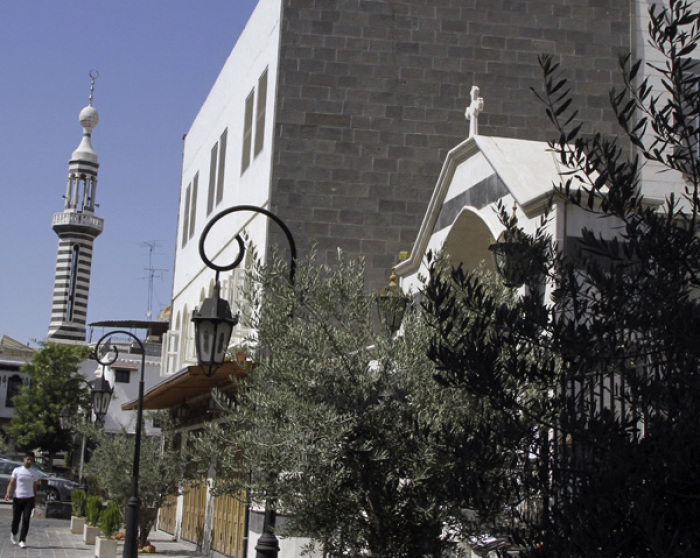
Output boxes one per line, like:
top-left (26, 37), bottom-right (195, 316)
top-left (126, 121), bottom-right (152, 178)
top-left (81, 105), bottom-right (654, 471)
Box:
top-left (0, 460), bottom-right (79, 502)
top-left (34, 453), bottom-right (72, 477)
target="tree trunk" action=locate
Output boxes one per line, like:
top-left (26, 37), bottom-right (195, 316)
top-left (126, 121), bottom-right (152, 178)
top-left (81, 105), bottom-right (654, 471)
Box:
top-left (137, 507), bottom-right (158, 548)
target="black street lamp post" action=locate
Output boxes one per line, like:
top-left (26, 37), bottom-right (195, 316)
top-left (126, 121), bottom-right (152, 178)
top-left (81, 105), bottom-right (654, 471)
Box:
top-left (193, 205), bottom-right (296, 558)
top-left (60, 375), bottom-right (114, 482)
top-left (93, 331), bottom-right (146, 558)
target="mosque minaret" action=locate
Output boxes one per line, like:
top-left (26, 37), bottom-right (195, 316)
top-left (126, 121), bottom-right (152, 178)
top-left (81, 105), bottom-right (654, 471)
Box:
top-left (47, 72), bottom-right (104, 344)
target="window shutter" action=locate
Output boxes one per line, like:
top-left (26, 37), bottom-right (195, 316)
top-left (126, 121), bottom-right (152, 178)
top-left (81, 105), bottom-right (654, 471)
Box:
top-left (164, 331), bottom-right (180, 374)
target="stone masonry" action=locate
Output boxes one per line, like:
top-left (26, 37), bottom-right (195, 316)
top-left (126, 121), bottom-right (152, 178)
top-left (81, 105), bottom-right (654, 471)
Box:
top-left (270, 0), bottom-right (631, 290)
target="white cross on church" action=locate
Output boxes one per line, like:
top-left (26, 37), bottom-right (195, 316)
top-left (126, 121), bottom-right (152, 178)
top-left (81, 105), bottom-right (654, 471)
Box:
top-left (465, 86), bottom-right (484, 137)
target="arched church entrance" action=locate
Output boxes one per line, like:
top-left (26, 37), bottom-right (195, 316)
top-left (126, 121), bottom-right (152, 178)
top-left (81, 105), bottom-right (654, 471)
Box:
top-left (442, 208), bottom-right (496, 273)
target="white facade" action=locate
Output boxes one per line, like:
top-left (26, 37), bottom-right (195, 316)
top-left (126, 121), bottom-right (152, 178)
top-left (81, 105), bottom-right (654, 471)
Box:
top-left (164, 0), bottom-right (282, 378)
top-left (397, 130), bottom-right (688, 296)
top-left (156, 1), bottom-right (696, 556)
top-left (78, 343), bottom-right (162, 436)
top-left (158, 2), bottom-right (314, 556)
top-left (632, 0), bottom-right (697, 202)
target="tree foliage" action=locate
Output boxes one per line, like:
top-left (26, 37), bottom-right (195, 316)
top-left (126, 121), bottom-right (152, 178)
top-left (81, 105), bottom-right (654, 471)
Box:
top-left (422, 2), bottom-right (700, 556)
top-left (193, 249), bottom-right (481, 557)
top-left (83, 415), bottom-right (180, 548)
top-left (5, 342), bottom-right (91, 459)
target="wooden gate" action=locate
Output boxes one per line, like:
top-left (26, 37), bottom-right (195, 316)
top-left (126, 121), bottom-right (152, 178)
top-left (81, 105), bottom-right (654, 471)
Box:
top-left (210, 490), bottom-right (247, 557)
top-left (181, 480), bottom-right (207, 545)
top-left (158, 493), bottom-right (178, 535)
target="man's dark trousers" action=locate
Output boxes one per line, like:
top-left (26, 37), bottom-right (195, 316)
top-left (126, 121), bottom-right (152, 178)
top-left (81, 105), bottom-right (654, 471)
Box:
top-left (12, 497), bottom-right (34, 542)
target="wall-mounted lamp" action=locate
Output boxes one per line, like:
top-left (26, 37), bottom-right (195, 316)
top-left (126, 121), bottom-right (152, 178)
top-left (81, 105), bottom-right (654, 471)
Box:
top-left (377, 267), bottom-right (409, 335)
top-left (193, 205), bottom-right (296, 378)
top-left (488, 204), bottom-right (539, 288)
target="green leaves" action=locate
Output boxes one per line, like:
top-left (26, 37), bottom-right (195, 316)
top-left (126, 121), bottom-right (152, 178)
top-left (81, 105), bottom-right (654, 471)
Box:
top-left (6, 342), bottom-right (90, 455)
top-left (192, 248), bottom-right (465, 557)
top-left (423, 2), bottom-right (700, 556)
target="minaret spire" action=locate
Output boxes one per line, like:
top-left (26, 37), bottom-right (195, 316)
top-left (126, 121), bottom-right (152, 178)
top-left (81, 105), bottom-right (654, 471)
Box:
top-left (48, 71), bottom-right (104, 344)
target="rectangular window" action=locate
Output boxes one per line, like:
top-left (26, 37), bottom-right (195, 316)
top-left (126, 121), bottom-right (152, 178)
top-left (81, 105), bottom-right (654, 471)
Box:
top-left (182, 185), bottom-right (191, 248)
top-left (164, 331), bottom-right (179, 375)
top-left (207, 142), bottom-right (218, 215)
top-left (241, 90), bottom-right (254, 174)
top-left (254, 69), bottom-right (268, 157)
top-left (189, 172), bottom-right (199, 240)
top-left (216, 128), bottom-right (227, 205)
top-left (67, 245), bottom-right (80, 322)
top-left (114, 368), bottom-right (131, 383)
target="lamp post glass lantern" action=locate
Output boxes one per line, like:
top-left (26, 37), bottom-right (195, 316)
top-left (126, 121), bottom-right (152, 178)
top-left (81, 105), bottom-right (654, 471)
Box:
top-left (90, 375), bottom-right (114, 420)
top-left (192, 283), bottom-right (238, 376)
top-left (489, 238), bottom-right (531, 288)
top-left (59, 407), bottom-right (72, 431)
top-left (488, 202), bottom-right (541, 288)
top-left (60, 375), bottom-right (114, 425)
top-left (377, 267), bottom-right (409, 335)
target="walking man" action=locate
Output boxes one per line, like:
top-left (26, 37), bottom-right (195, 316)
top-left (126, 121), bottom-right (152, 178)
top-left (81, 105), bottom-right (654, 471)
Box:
top-left (5, 451), bottom-right (42, 548)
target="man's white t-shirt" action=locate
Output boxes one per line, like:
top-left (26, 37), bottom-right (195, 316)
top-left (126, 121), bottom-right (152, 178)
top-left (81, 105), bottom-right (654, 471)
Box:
top-left (11, 466), bottom-right (41, 499)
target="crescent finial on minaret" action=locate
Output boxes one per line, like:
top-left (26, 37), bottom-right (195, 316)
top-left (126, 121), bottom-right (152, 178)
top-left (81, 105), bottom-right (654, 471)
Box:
top-left (89, 69), bottom-right (99, 106)
top-left (73, 70), bottom-right (100, 161)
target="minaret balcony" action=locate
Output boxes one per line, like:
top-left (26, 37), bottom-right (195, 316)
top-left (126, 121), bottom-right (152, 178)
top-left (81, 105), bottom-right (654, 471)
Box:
top-left (52, 211), bottom-right (104, 236)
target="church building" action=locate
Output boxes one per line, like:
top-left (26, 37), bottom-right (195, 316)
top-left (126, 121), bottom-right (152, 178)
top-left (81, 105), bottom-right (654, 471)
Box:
top-left (143, 1), bottom-right (662, 557)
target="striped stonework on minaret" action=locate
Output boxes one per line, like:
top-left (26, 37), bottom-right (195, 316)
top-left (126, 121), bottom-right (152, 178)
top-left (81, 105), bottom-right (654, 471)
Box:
top-left (48, 73), bottom-right (103, 344)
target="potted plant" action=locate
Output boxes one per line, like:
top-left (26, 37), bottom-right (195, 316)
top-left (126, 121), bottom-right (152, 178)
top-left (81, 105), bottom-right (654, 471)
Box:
top-left (83, 495), bottom-right (102, 545)
top-left (95, 501), bottom-right (121, 558)
top-left (70, 488), bottom-right (87, 534)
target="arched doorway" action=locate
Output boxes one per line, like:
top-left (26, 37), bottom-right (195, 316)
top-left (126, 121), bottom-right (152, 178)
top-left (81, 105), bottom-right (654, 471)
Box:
top-left (442, 207), bottom-right (496, 273)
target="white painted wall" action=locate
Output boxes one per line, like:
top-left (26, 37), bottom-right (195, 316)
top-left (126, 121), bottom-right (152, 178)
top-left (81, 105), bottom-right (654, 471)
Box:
top-left (76, 350), bottom-right (162, 435)
top-left (167, 0), bottom-right (283, 377)
top-left (633, 0), bottom-right (695, 202)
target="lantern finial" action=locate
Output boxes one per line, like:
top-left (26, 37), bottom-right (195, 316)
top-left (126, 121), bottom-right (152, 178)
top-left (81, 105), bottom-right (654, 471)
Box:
top-left (377, 266), bottom-right (409, 335)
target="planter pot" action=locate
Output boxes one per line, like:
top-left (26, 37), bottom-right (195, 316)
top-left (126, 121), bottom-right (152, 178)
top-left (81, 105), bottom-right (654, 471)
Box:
top-left (83, 524), bottom-right (100, 545)
top-left (95, 536), bottom-right (119, 558)
top-left (70, 516), bottom-right (85, 534)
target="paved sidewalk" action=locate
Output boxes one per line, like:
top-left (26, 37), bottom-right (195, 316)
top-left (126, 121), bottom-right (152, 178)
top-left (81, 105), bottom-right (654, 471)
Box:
top-left (0, 504), bottom-right (202, 557)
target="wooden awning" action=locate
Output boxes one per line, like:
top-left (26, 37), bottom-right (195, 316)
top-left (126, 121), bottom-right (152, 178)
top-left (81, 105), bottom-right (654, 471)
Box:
top-left (121, 359), bottom-right (249, 411)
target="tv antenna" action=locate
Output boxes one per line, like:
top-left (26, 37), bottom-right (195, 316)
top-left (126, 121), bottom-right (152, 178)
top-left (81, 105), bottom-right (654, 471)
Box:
top-left (140, 241), bottom-right (168, 320)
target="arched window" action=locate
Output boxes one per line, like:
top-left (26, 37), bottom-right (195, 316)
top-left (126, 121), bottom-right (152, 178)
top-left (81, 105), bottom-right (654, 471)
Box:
top-left (6, 375), bottom-right (22, 408)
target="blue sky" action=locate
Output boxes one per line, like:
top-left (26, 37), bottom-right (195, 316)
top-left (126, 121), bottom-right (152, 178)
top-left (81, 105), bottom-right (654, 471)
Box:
top-left (0, 1), bottom-right (259, 347)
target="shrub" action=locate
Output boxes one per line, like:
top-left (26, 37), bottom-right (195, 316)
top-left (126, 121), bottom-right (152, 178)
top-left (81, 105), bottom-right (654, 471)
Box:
top-left (85, 495), bottom-right (103, 527)
top-left (99, 501), bottom-right (121, 538)
top-left (71, 489), bottom-right (87, 518)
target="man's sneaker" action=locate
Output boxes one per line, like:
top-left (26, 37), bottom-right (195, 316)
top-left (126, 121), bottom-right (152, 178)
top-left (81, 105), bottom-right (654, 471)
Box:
top-left (19, 541), bottom-right (26, 548)
top-left (10, 533), bottom-right (16, 545)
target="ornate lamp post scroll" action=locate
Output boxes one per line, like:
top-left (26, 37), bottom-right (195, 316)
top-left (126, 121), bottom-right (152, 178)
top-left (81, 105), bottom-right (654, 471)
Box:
top-left (192, 205), bottom-right (297, 377)
top-left (93, 331), bottom-right (146, 558)
top-left (194, 205), bottom-right (297, 558)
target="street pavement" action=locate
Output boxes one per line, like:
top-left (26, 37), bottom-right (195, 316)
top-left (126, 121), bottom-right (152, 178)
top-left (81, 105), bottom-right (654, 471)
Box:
top-left (0, 502), bottom-right (203, 557)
